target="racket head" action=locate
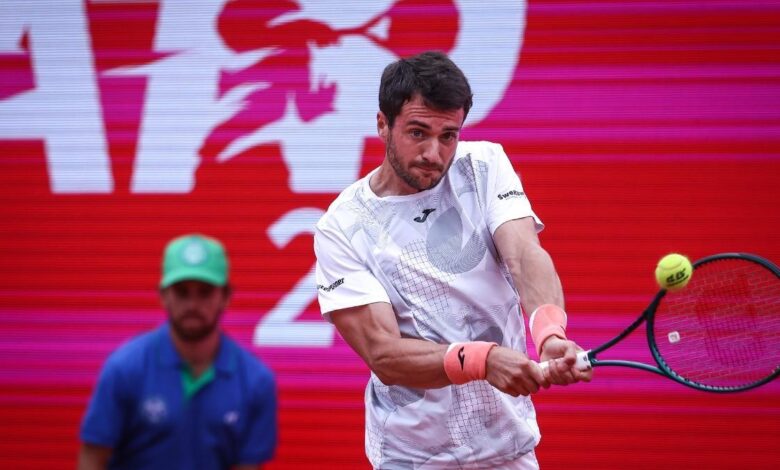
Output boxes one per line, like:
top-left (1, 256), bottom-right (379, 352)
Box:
top-left (647, 253), bottom-right (780, 392)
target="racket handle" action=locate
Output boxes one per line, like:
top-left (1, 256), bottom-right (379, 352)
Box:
top-left (539, 350), bottom-right (591, 371)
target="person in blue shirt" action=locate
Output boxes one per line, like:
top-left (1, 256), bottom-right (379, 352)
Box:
top-left (79, 234), bottom-right (277, 470)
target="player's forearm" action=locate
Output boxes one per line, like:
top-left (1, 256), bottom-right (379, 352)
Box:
top-left (364, 337), bottom-right (451, 388)
top-left (508, 242), bottom-right (564, 314)
top-left (332, 303), bottom-right (454, 388)
top-left (493, 218), bottom-right (564, 313)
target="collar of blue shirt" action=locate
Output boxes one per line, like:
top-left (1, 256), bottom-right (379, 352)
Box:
top-left (155, 322), bottom-right (237, 376)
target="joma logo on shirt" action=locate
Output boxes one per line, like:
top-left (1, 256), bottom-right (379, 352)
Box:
top-left (497, 190), bottom-right (524, 200)
top-left (414, 208), bottom-right (436, 223)
top-left (318, 278), bottom-right (344, 292)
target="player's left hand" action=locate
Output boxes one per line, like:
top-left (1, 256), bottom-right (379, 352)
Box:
top-left (539, 337), bottom-right (593, 385)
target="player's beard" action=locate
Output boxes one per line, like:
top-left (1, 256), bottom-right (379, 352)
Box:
top-left (386, 133), bottom-right (451, 192)
top-left (169, 310), bottom-right (221, 343)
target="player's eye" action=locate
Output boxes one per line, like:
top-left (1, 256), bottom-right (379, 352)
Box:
top-left (441, 132), bottom-right (458, 142)
top-left (410, 129), bottom-right (424, 139)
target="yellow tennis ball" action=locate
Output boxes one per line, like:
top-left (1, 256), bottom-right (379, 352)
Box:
top-left (655, 253), bottom-right (693, 291)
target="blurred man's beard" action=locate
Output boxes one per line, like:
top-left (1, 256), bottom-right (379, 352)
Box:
top-left (386, 134), bottom-right (447, 192)
top-left (169, 311), bottom-right (221, 342)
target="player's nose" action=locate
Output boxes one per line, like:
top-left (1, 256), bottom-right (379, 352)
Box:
top-left (420, 139), bottom-right (442, 163)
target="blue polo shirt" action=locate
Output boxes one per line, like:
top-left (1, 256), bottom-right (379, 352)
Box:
top-left (81, 323), bottom-right (277, 469)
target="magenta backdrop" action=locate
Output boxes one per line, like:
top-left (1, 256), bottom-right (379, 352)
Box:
top-left (1, 1), bottom-right (779, 468)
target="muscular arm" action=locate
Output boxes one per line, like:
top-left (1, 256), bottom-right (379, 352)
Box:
top-left (331, 302), bottom-right (548, 395)
top-left (331, 302), bottom-right (450, 388)
top-left (493, 217), bottom-right (592, 384)
top-left (493, 217), bottom-right (563, 315)
top-left (77, 444), bottom-right (112, 470)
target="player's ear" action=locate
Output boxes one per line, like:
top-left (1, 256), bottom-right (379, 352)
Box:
top-left (377, 111), bottom-right (389, 143)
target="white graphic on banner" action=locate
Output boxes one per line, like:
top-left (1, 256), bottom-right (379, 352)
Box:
top-left (210, 0), bottom-right (525, 193)
top-left (254, 207), bottom-right (334, 346)
top-left (0, 0), bottom-right (112, 193)
top-left (0, 0), bottom-right (526, 195)
top-left (116, 0), bottom-right (232, 193)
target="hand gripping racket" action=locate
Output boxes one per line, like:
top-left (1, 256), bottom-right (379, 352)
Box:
top-left (542, 253), bottom-right (780, 393)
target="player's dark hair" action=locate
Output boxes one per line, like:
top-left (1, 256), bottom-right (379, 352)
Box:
top-left (379, 51), bottom-right (473, 128)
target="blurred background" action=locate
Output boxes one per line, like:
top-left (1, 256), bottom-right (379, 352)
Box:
top-left (1, 0), bottom-right (778, 468)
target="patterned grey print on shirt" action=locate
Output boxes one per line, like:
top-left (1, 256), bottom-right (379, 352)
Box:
top-left (371, 375), bottom-right (426, 409)
top-left (426, 206), bottom-right (487, 275)
top-left (342, 188), bottom-right (397, 248)
top-left (366, 415), bottom-right (384, 465)
top-left (459, 302), bottom-right (513, 345)
top-left (389, 160), bottom-right (490, 341)
top-left (380, 411), bottom-right (465, 469)
top-left (454, 155), bottom-right (488, 199)
top-left (391, 239), bottom-right (456, 342)
top-left (447, 381), bottom-right (502, 447)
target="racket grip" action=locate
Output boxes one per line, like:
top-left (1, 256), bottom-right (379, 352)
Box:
top-left (539, 350), bottom-right (591, 371)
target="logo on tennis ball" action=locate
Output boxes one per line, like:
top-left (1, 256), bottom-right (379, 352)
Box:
top-left (655, 253), bottom-right (693, 291)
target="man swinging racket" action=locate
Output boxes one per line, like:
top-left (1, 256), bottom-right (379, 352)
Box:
top-left (314, 51), bottom-right (591, 469)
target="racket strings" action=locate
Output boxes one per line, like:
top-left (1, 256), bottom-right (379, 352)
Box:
top-left (653, 258), bottom-right (779, 389)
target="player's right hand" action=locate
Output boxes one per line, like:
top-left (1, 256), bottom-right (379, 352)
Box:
top-left (485, 346), bottom-right (550, 396)
top-left (540, 337), bottom-right (593, 385)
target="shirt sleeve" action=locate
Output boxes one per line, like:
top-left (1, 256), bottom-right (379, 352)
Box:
top-left (314, 217), bottom-right (390, 320)
top-left (238, 366), bottom-right (277, 464)
top-left (483, 142), bottom-right (544, 235)
top-left (80, 355), bottom-right (127, 447)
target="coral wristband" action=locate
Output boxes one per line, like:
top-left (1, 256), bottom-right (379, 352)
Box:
top-left (443, 341), bottom-right (498, 385)
top-left (529, 304), bottom-right (568, 356)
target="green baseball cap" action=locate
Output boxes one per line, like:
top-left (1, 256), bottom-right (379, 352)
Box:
top-left (160, 234), bottom-right (229, 288)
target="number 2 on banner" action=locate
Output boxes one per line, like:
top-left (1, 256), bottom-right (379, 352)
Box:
top-left (253, 208), bottom-right (335, 347)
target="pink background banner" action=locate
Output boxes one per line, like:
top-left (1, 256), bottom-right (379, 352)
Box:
top-left (1, 1), bottom-right (778, 468)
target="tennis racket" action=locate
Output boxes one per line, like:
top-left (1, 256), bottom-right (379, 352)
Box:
top-left (541, 252), bottom-right (780, 393)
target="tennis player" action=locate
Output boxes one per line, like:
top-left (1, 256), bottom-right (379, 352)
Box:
top-left (314, 51), bottom-right (591, 469)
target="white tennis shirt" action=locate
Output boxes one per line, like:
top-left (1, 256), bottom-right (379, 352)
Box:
top-left (315, 141), bottom-right (544, 468)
